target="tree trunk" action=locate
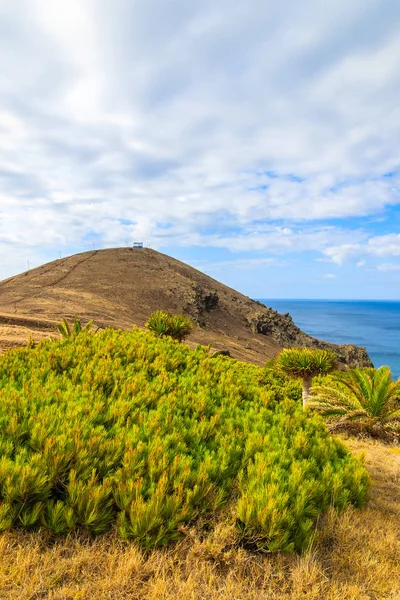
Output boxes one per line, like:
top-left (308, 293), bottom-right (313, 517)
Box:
top-left (302, 375), bottom-right (312, 409)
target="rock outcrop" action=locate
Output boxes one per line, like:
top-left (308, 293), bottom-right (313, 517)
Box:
top-left (248, 309), bottom-right (373, 369)
top-left (185, 286), bottom-right (220, 322)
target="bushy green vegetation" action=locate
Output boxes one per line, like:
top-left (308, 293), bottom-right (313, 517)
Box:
top-left (0, 329), bottom-right (368, 552)
top-left (311, 366), bottom-right (400, 438)
top-left (275, 348), bottom-right (337, 408)
top-left (57, 315), bottom-right (94, 339)
top-left (146, 310), bottom-right (194, 342)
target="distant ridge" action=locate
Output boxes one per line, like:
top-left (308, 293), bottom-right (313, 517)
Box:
top-left (0, 247), bottom-right (372, 367)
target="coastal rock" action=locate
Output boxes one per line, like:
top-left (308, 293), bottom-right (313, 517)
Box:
top-left (338, 344), bottom-right (374, 369)
top-left (248, 310), bottom-right (373, 369)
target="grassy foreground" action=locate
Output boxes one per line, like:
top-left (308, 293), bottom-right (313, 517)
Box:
top-left (0, 439), bottom-right (398, 600)
top-left (0, 328), bottom-right (397, 598)
top-left (0, 328), bottom-right (367, 551)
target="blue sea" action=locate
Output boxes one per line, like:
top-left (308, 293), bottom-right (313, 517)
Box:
top-left (258, 300), bottom-right (400, 380)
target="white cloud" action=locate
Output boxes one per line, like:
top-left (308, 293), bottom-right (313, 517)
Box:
top-left (377, 263), bottom-right (400, 271)
top-left (325, 233), bottom-right (400, 264)
top-left (368, 234), bottom-right (400, 257)
top-left (325, 273), bottom-right (336, 279)
top-left (190, 257), bottom-right (288, 273)
top-left (323, 244), bottom-right (364, 265)
top-left (0, 0), bottom-right (400, 278)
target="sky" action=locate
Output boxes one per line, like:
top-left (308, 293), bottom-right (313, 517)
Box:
top-left (0, 0), bottom-right (400, 299)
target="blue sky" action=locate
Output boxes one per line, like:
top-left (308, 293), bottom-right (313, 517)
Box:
top-left (0, 0), bottom-right (400, 298)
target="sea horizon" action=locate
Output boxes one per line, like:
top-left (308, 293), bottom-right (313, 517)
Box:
top-left (258, 298), bottom-right (400, 302)
top-left (257, 299), bottom-right (400, 380)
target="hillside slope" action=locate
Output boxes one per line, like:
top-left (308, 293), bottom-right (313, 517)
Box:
top-left (0, 247), bottom-right (372, 367)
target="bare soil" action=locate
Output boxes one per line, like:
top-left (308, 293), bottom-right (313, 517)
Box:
top-left (0, 247), bottom-right (370, 366)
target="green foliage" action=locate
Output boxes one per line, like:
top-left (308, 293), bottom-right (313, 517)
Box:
top-left (145, 310), bottom-right (193, 342)
top-left (236, 405), bottom-right (368, 551)
top-left (0, 328), bottom-right (368, 552)
top-left (57, 315), bottom-right (93, 339)
top-left (310, 366), bottom-right (400, 430)
top-left (42, 501), bottom-right (77, 535)
top-left (276, 348), bottom-right (337, 379)
top-left (260, 364), bottom-right (302, 403)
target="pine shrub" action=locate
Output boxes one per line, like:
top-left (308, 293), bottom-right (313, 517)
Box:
top-left (57, 315), bottom-right (93, 339)
top-left (0, 327), bottom-right (369, 551)
top-left (145, 310), bottom-right (193, 342)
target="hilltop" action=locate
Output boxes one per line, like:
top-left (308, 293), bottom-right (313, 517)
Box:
top-left (0, 247), bottom-right (372, 367)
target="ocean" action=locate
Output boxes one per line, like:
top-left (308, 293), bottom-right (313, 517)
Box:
top-left (258, 300), bottom-right (400, 380)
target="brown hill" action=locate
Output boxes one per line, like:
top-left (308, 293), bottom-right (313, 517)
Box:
top-left (0, 247), bottom-right (372, 367)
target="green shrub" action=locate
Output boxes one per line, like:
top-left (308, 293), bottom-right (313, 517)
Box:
top-left (310, 366), bottom-right (400, 438)
top-left (57, 315), bottom-right (93, 339)
top-left (146, 310), bottom-right (193, 342)
top-left (168, 313), bottom-right (194, 342)
top-left (260, 362), bottom-right (302, 403)
top-left (0, 328), bottom-right (369, 552)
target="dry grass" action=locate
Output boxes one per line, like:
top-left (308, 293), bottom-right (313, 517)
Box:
top-left (0, 437), bottom-right (399, 600)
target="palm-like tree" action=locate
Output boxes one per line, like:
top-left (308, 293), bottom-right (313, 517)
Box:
top-left (310, 366), bottom-right (400, 431)
top-left (275, 348), bottom-right (337, 409)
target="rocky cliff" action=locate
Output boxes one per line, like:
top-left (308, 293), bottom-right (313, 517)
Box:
top-left (248, 308), bottom-right (373, 368)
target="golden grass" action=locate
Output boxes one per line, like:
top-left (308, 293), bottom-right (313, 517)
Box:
top-left (0, 437), bottom-right (399, 600)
